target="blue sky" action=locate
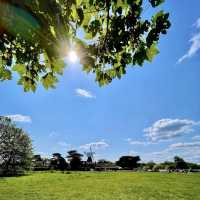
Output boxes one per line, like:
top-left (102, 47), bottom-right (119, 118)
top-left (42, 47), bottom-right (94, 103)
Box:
top-left (1, 0), bottom-right (200, 163)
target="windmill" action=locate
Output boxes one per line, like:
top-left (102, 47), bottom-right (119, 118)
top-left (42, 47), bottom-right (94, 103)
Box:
top-left (84, 146), bottom-right (95, 163)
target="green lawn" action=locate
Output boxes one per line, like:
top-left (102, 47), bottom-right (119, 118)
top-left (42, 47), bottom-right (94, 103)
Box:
top-left (0, 172), bottom-right (200, 200)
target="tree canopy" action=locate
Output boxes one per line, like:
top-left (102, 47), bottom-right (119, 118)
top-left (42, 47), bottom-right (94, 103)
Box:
top-left (116, 155), bottom-right (141, 169)
top-left (0, 0), bottom-right (170, 91)
top-left (174, 156), bottom-right (188, 170)
top-left (0, 116), bottom-right (33, 176)
top-left (51, 153), bottom-right (68, 170)
top-left (67, 150), bottom-right (83, 170)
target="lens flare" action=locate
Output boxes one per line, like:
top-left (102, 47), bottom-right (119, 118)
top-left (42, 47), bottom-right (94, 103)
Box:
top-left (68, 50), bottom-right (78, 63)
top-left (0, 2), bottom-right (41, 42)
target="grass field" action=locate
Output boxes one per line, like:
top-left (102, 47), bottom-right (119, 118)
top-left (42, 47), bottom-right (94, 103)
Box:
top-left (0, 172), bottom-right (200, 200)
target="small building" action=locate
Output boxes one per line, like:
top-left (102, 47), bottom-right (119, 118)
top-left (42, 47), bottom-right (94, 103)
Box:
top-left (95, 162), bottom-right (121, 171)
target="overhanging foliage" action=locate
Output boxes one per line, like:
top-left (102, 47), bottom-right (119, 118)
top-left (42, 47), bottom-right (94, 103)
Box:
top-left (0, 0), bottom-right (170, 91)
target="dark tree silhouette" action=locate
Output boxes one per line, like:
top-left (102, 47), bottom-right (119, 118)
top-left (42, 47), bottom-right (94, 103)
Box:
top-left (32, 154), bottom-right (43, 170)
top-left (51, 153), bottom-right (68, 171)
top-left (33, 154), bottom-right (42, 162)
top-left (32, 154), bottom-right (51, 171)
top-left (174, 156), bottom-right (188, 170)
top-left (145, 161), bottom-right (156, 170)
top-left (67, 150), bottom-right (83, 170)
top-left (116, 155), bottom-right (141, 170)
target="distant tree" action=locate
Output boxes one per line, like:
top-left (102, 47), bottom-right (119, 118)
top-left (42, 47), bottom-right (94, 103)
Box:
top-left (174, 156), bottom-right (188, 170)
top-left (33, 154), bottom-right (42, 162)
top-left (67, 150), bottom-right (83, 170)
top-left (95, 159), bottom-right (119, 171)
top-left (137, 162), bottom-right (145, 170)
top-left (32, 154), bottom-right (43, 170)
top-left (0, 116), bottom-right (33, 176)
top-left (187, 162), bottom-right (200, 170)
top-left (51, 153), bottom-right (68, 171)
top-left (162, 161), bottom-right (175, 171)
top-left (152, 164), bottom-right (161, 172)
top-left (42, 158), bottom-right (51, 169)
top-left (116, 155), bottom-right (140, 170)
top-left (97, 159), bottom-right (113, 164)
top-left (32, 154), bottom-right (51, 171)
top-left (145, 161), bottom-right (156, 170)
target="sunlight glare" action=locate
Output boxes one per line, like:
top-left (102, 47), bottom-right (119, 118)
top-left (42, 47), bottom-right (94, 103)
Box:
top-left (68, 50), bottom-right (78, 63)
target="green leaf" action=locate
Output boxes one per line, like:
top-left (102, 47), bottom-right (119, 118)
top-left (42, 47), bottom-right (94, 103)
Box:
top-left (51, 59), bottom-right (65, 75)
top-left (146, 43), bottom-right (159, 62)
top-left (76, 0), bottom-right (82, 6)
top-left (83, 64), bottom-right (92, 73)
top-left (41, 73), bottom-right (58, 90)
top-left (43, 52), bottom-right (51, 69)
top-left (107, 69), bottom-right (117, 79)
top-left (0, 69), bottom-right (12, 80)
top-left (133, 45), bottom-right (147, 66)
top-left (80, 55), bottom-right (95, 66)
top-left (149, 0), bottom-right (165, 8)
top-left (82, 13), bottom-right (91, 26)
top-left (12, 64), bottom-right (26, 76)
top-left (77, 8), bottom-right (84, 25)
top-left (0, 56), bottom-right (7, 68)
top-left (50, 26), bottom-right (56, 38)
top-left (84, 32), bottom-right (94, 40)
top-left (152, 11), bottom-right (164, 23)
top-left (116, 0), bottom-right (129, 9)
top-left (71, 5), bottom-right (78, 20)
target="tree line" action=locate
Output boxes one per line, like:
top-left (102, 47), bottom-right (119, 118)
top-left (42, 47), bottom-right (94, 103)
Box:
top-left (0, 116), bottom-right (200, 176)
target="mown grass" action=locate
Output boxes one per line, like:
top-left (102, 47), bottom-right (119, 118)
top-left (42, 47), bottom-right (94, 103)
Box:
top-left (0, 172), bottom-right (200, 200)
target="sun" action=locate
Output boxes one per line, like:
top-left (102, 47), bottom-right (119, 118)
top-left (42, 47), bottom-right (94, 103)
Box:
top-left (68, 50), bottom-right (78, 63)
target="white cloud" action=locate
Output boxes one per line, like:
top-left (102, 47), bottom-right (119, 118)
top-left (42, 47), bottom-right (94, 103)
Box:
top-left (5, 114), bottom-right (32, 123)
top-left (178, 17), bottom-right (200, 63)
top-left (126, 138), bottom-right (152, 145)
top-left (178, 33), bottom-right (200, 63)
top-left (80, 140), bottom-right (109, 150)
top-left (75, 88), bottom-right (95, 98)
top-left (169, 141), bottom-right (200, 163)
top-left (192, 135), bottom-right (200, 141)
top-left (194, 17), bottom-right (200, 29)
top-left (140, 149), bottom-right (172, 163)
top-left (144, 118), bottom-right (199, 142)
top-left (170, 142), bottom-right (200, 149)
top-left (140, 140), bottom-right (200, 163)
